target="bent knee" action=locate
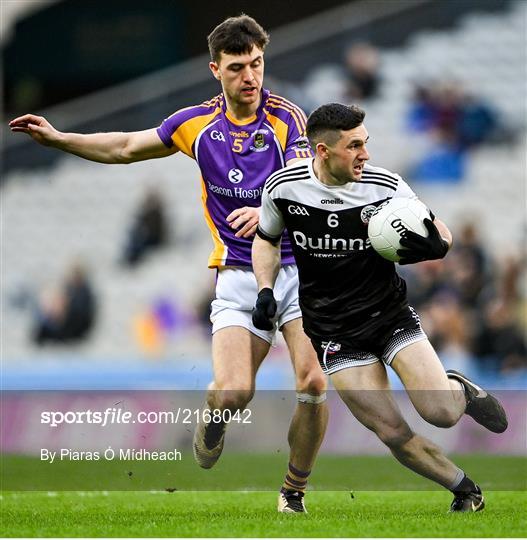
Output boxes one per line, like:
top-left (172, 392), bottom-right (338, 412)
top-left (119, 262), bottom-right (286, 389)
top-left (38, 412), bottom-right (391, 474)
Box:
top-left (376, 422), bottom-right (414, 449)
top-left (419, 405), bottom-right (460, 428)
top-left (295, 370), bottom-right (327, 396)
top-left (211, 387), bottom-right (254, 411)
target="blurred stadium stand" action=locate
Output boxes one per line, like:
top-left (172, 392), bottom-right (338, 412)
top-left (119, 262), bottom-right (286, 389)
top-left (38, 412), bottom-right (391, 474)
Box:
top-left (1, 0), bottom-right (525, 392)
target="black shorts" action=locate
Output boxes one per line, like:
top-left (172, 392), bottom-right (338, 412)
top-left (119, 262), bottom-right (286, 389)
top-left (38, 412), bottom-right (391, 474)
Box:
top-left (311, 305), bottom-right (427, 375)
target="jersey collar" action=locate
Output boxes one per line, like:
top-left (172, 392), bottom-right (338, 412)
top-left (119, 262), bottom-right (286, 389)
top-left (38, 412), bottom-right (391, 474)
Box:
top-left (222, 88), bottom-right (270, 126)
top-left (308, 158), bottom-right (355, 191)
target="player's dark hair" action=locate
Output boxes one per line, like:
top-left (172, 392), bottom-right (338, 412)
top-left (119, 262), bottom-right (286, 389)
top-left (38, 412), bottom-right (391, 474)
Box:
top-left (306, 103), bottom-right (366, 147)
top-left (208, 15), bottom-right (270, 63)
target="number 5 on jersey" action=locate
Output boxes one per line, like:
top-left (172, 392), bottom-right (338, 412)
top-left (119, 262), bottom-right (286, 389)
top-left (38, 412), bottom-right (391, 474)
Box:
top-left (232, 138), bottom-right (243, 153)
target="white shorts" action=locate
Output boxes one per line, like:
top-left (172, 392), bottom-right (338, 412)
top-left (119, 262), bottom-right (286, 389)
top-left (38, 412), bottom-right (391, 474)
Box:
top-left (210, 265), bottom-right (301, 344)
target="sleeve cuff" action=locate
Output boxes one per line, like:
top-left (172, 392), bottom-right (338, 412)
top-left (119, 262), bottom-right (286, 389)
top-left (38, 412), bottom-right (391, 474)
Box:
top-left (156, 126), bottom-right (174, 148)
top-left (256, 226), bottom-right (281, 245)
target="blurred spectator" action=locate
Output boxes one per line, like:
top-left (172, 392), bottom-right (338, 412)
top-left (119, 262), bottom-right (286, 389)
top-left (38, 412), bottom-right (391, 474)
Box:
top-left (133, 296), bottom-right (194, 357)
top-left (472, 298), bottom-right (527, 373)
top-left (32, 263), bottom-right (96, 345)
top-left (410, 130), bottom-right (466, 183)
top-left (458, 93), bottom-right (498, 148)
top-left (122, 188), bottom-right (168, 267)
top-left (444, 221), bottom-right (490, 307)
top-left (452, 222), bottom-right (487, 277)
top-left (471, 256), bottom-right (527, 373)
top-left (344, 42), bottom-right (381, 101)
top-left (404, 259), bottom-right (449, 308)
top-left (431, 82), bottom-right (463, 140)
top-left (420, 291), bottom-right (471, 355)
top-left (407, 81), bottom-right (500, 183)
top-left (273, 42), bottom-right (381, 113)
top-left (407, 81), bottom-right (498, 148)
top-left (406, 84), bottom-right (437, 132)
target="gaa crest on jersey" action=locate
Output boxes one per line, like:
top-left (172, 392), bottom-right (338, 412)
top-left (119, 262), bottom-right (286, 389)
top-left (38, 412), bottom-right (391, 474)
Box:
top-left (360, 204), bottom-right (378, 224)
top-left (288, 205), bottom-right (310, 216)
top-left (210, 130), bottom-right (226, 142)
top-left (250, 129), bottom-right (270, 152)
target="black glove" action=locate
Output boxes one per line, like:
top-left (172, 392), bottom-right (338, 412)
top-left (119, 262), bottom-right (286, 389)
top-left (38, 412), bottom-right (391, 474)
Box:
top-left (252, 288), bottom-right (277, 331)
top-left (397, 218), bottom-right (449, 265)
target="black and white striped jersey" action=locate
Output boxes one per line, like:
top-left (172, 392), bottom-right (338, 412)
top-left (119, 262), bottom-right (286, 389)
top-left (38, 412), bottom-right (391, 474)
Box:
top-left (258, 159), bottom-right (420, 341)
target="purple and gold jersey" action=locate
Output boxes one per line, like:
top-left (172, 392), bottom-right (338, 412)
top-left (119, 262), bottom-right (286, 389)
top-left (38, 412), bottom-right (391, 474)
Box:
top-left (157, 89), bottom-right (312, 268)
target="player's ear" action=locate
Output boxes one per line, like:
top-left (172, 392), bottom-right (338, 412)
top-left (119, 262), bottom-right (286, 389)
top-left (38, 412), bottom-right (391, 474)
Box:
top-left (209, 62), bottom-right (221, 81)
top-left (316, 142), bottom-right (330, 160)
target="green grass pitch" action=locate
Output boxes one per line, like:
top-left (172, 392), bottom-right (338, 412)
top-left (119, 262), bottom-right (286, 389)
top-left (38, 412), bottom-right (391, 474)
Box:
top-left (1, 454), bottom-right (526, 537)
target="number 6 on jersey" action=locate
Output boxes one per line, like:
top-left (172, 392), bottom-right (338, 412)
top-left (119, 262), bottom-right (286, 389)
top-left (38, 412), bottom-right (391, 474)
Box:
top-left (327, 213), bottom-right (339, 228)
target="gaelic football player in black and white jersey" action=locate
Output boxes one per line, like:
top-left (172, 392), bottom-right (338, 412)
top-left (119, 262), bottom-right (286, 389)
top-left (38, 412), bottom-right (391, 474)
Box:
top-left (251, 103), bottom-right (508, 513)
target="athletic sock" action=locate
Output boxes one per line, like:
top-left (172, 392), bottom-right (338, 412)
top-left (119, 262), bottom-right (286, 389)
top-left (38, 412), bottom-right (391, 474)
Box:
top-left (282, 462), bottom-right (310, 493)
top-left (451, 473), bottom-right (477, 494)
top-left (446, 375), bottom-right (469, 406)
top-left (203, 419), bottom-right (226, 449)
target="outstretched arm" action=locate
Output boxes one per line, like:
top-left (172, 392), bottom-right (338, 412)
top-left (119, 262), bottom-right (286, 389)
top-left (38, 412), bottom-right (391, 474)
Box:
top-left (9, 114), bottom-right (177, 164)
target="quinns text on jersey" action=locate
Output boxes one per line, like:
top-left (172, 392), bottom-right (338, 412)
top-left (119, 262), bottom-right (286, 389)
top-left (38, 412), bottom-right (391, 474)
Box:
top-left (292, 229), bottom-right (371, 258)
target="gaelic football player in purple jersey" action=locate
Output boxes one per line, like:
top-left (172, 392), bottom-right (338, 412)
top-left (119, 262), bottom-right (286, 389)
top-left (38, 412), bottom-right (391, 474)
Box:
top-left (10, 15), bottom-right (328, 513)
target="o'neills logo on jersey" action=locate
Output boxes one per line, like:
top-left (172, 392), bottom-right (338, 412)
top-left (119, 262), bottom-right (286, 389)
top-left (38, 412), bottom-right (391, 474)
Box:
top-left (229, 130), bottom-right (249, 138)
top-left (321, 198), bottom-right (344, 205)
top-left (293, 231), bottom-right (371, 252)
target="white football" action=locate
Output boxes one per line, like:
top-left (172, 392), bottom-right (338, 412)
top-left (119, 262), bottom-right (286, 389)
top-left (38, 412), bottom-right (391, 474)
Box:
top-left (368, 198), bottom-right (430, 262)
